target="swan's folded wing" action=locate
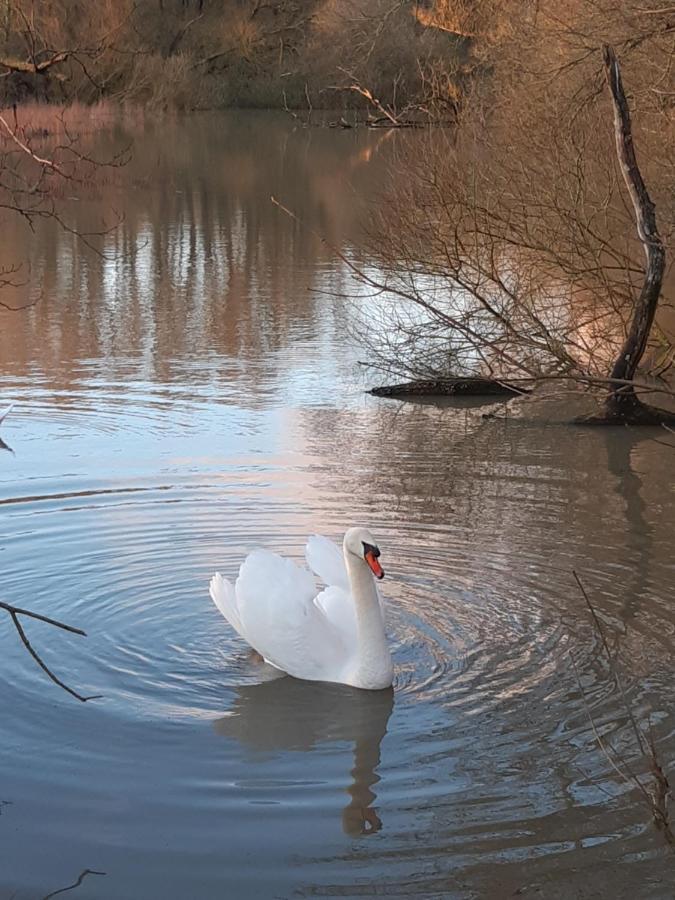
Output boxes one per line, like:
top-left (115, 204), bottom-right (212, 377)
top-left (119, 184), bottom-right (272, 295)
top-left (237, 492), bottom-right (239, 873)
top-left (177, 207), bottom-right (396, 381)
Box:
top-left (313, 584), bottom-right (357, 645)
top-left (209, 572), bottom-right (244, 636)
top-left (236, 550), bottom-right (348, 680)
top-left (306, 534), bottom-right (385, 617)
top-left (305, 534), bottom-right (349, 589)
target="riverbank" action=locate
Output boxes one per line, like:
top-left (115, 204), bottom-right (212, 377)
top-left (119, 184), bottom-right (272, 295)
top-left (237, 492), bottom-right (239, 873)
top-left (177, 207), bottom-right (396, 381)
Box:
top-left (0, 1), bottom-right (466, 113)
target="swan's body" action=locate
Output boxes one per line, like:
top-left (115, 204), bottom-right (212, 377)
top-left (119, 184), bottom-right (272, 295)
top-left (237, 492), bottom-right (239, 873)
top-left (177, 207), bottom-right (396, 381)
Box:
top-left (209, 527), bottom-right (393, 690)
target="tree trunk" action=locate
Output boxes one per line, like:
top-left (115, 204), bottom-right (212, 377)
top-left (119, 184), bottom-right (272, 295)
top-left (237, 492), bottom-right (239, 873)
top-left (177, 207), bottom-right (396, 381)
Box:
top-left (601, 44), bottom-right (668, 423)
top-left (369, 377), bottom-right (529, 398)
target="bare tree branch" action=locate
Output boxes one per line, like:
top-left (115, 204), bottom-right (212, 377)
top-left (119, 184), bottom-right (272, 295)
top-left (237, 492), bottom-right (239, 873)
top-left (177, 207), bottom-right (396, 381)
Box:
top-left (42, 869), bottom-right (106, 900)
top-left (0, 50), bottom-right (70, 75)
top-left (0, 600), bottom-right (99, 702)
top-left (571, 572), bottom-right (674, 847)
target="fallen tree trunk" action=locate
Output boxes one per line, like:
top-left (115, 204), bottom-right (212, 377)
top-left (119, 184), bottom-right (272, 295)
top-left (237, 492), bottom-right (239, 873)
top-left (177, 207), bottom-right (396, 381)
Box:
top-left (0, 52), bottom-right (69, 75)
top-left (369, 377), bottom-right (529, 398)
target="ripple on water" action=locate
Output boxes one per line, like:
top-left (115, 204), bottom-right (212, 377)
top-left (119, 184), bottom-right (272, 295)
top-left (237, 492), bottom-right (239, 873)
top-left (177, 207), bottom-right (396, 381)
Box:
top-left (1, 398), bottom-right (674, 900)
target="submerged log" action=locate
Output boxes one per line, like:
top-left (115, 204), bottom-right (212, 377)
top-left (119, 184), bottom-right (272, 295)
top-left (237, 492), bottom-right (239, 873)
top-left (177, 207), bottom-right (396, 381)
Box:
top-left (369, 377), bottom-right (529, 398)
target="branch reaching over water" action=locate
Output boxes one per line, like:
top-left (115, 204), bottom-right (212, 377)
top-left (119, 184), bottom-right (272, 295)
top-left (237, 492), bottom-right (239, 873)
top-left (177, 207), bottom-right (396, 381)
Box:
top-left (571, 571), bottom-right (673, 847)
top-left (0, 600), bottom-right (100, 702)
top-left (42, 869), bottom-right (106, 900)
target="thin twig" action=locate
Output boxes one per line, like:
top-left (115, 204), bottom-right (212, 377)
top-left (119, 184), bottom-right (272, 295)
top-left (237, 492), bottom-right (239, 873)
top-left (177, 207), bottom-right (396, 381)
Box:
top-left (568, 649), bottom-right (642, 789)
top-left (647, 721), bottom-right (674, 842)
top-left (0, 114), bottom-right (69, 177)
top-left (572, 571), bottom-right (673, 846)
top-left (1, 601), bottom-right (99, 702)
top-left (0, 600), bottom-right (86, 635)
top-left (42, 869), bottom-right (106, 900)
top-left (573, 570), bottom-right (645, 754)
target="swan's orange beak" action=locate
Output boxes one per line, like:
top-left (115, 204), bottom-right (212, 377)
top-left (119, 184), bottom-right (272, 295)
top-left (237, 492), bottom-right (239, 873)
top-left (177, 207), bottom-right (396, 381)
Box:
top-left (365, 550), bottom-right (384, 580)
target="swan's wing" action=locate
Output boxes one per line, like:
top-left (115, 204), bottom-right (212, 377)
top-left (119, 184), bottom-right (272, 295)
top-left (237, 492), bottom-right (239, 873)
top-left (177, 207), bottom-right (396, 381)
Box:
top-left (313, 584), bottom-right (357, 645)
top-left (306, 534), bottom-right (385, 617)
top-left (209, 572), bottom-right (244, 636)
top-left (0, 403), bottom-right (13, 426)
top-left (305, 534), bottom-right (349, 589)
top-left (235, 549), bottom-right (348, 680)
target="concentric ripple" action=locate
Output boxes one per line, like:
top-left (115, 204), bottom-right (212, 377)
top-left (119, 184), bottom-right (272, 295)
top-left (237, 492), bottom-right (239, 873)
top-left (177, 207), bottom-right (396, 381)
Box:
top-left (2, 376), bottom-right (674, 900)
top-left (1, 111), bottom-right (674, 899)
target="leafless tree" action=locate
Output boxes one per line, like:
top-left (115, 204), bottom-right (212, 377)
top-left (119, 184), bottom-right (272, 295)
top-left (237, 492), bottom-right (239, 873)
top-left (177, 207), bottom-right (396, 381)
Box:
top-left (0, 102), bottom-right (128, 310)
top-left (0, 4), bottom-right (132, 306)
top-left (0, 10), bottom-right (124, 695)
top-left (352, 2), bottom-right (675, 423)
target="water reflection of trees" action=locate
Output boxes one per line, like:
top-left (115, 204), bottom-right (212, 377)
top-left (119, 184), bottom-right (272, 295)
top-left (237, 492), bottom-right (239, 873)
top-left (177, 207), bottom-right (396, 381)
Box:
top-left (293, 403), bottom-right (675, 898)
top-left (296, 399), bottom-right (674, 655)
top-left (0, 114), bottom-right (408, 396)
top-left (214, 677), bottom-right (393, 836)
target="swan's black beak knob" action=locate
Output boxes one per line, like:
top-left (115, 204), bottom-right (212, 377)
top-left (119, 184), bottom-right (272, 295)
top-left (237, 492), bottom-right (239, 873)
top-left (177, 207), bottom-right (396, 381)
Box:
top-left (364, 544), bottom-right (384, 580)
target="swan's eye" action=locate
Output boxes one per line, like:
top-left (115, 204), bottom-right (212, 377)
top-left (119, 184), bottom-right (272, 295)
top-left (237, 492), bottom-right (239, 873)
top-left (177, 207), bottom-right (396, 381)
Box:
top-left (362, 542), bottom-right (380, 559)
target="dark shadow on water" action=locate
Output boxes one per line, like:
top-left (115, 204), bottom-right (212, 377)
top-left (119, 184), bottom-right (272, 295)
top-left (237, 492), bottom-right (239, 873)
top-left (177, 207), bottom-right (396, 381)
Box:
top-left (0, 434), bottom-right (14, 454)
top-left (214, 678), bottom-right (394, 836)
top-left (386, 394), bottom-right (511, 411)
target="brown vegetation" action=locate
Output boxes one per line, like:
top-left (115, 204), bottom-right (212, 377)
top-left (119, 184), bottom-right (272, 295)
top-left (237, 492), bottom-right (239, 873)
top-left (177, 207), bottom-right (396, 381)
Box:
top-left (0, 101), bottom-right (127, 310)
top-left (2, 3), bottom-right (674, 426)
top-left (0, 1), bottom-right (470, 111)
top-left (354, 1), bottom-right (675, 424)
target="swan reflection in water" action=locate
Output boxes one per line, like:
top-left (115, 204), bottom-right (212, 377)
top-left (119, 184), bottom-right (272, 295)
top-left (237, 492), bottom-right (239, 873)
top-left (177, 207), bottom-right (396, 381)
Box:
top-left (214, 675), bottom-right (394, 836)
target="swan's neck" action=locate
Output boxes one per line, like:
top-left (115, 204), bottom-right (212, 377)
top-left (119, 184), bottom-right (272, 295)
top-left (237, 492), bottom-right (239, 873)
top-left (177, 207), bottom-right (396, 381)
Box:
top-left (344, 551), bottom-right (391, 686)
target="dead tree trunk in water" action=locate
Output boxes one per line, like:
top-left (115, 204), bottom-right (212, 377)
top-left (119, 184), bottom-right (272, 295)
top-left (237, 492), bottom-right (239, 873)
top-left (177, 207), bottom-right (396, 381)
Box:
top-left (596, 44), bottom-right (673, 425)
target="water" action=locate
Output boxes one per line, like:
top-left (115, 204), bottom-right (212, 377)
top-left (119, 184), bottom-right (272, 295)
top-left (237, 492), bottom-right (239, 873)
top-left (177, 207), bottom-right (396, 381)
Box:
top-left (1, 112), bottom-right (674, 899)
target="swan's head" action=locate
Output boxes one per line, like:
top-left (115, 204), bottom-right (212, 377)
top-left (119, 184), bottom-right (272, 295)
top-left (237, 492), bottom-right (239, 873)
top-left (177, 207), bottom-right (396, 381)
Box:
top-left (344, 527), bottom-right (384, 580)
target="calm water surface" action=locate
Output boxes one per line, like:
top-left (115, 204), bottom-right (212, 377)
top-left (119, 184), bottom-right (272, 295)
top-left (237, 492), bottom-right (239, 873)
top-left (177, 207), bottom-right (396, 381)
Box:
top-left (0, 112), bottom-right (674, 899)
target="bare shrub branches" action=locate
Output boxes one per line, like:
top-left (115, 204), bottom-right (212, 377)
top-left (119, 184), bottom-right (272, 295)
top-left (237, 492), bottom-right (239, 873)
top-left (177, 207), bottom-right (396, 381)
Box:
top-left (352, 5), bottom-right (675, 422)
top-left (0, 0), bottom-right (114, 97)
top-left (0, 103), bottom-right (129, 304)
top-left (0, 2), bottom-right (486, 113)
top-left (0, 601), bottom-right (99, 702)
top-left (570, 572), bottom-right (673, 847)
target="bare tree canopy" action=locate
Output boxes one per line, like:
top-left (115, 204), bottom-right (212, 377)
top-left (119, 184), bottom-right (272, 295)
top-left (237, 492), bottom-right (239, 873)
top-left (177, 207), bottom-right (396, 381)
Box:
top-left (351, 2), bottom-right (675, 424)
top-left (0, 1), bottom-right (473, 112)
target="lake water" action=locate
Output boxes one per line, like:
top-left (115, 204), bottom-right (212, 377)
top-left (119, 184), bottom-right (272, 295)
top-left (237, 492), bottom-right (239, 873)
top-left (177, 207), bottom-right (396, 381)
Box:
top-left (0, 111), bottom-right (674, 900)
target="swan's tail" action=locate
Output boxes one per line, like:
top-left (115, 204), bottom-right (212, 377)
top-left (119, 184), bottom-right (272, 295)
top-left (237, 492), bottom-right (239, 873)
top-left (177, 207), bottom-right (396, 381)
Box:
top-left (209, 572), bottom-right (245, 637)
top-left (0, 403), bottom-right (14, 426)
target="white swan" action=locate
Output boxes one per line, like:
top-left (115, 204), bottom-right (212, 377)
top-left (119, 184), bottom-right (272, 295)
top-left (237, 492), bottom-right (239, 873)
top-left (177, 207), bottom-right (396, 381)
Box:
top-left (209, 527), bottom-right (393, 690)
top-left (0, 403), bottom-right (13, 426)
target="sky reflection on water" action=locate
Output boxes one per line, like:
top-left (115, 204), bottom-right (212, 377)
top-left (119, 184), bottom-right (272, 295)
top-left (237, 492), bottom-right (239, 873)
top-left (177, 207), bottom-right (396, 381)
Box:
top-left (0, 112), bottom-right (674, 900)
